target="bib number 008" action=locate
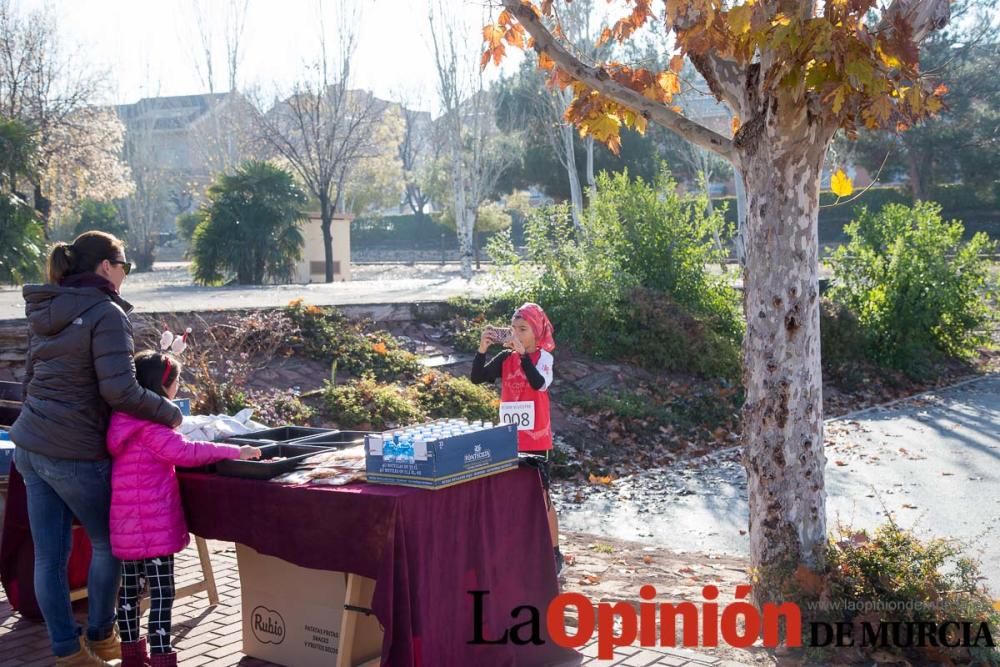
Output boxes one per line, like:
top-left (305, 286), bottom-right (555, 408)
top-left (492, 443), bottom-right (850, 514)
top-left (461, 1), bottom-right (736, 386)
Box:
top-left (499, 401), bottom-right (535, 431)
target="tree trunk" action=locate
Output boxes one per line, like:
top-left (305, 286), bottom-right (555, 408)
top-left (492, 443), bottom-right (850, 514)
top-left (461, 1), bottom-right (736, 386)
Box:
top-left (457, 205), bottom-right (475, 279)
top-left (320, 197), bottom-right (335, 283)
top-left (739, 139), bottom-right (828, 613)
top-left (701, 178), bottom-right (728, 275)
top-left (733, 167), bottom-right (748, 267)
top-left (562, 123), bottom-right (584, 231)
top-left (447, 134), bottom-right (474, 280)
top-left (585, 136), bottom-right (596, 200)
top-left (474, 229), bottom-right (481, 270)
top-left (906, 150), bottom-right (925, 201)
top-left (32, 183), bottom-right (51, 237)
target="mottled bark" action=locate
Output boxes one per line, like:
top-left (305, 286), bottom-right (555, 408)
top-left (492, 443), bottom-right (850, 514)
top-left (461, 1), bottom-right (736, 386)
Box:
top-left (738, 101), bottom-right (832, 609)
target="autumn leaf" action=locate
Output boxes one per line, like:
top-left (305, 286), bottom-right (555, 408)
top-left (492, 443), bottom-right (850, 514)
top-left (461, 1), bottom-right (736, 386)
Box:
top-left (728, 4), bottom-right (753, 35)
top-left (372, 341), bottom-right (388, 356)
top-left (669, 54), bottom-right (685, 74)
top-left (588, 473), bottom-right (614, 486)
top-left (792, 564), bottom-right (825, 595)
top-left (656, 71), bottom-right (681, 96)
top-left (830, 169), bottom-right (854, 197)
top-left (730, 116), bottom-right (741, 135)
top-left (504, 25), bottom-right (525, 49)
top-left (578, 113), bottom-right (621, 144)
top-left (538, 50), bottom-right (555, 71)
top-left (483, 24), bottom-right (504, 49)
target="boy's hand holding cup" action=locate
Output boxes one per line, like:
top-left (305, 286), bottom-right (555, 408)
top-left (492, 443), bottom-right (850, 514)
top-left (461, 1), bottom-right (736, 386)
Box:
top-left (240, 445), bottom-right (262, 460)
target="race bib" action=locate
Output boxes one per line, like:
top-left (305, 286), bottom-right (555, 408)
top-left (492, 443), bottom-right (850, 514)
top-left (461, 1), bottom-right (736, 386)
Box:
top-left (500, 401), bottom-right (535, 431)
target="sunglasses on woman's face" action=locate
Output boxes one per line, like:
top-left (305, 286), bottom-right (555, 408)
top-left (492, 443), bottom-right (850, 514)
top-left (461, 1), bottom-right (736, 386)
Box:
top-left (108, 259), bottom-right (132, 275)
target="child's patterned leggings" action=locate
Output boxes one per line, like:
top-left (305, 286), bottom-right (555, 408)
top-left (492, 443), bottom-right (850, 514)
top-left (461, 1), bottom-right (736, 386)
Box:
top-left (118, 555), bottom-right (176, 654)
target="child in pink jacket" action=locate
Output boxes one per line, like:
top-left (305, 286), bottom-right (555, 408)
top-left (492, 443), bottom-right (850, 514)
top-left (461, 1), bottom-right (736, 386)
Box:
top-left (107, 350), bottom-right (260, 667)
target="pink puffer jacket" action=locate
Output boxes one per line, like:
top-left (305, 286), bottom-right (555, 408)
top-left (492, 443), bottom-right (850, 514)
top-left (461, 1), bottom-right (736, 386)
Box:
top-left (107, 412), bottom-right (241, 560)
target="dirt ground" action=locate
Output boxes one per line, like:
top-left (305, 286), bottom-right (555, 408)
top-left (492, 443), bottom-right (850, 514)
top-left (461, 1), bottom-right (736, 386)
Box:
top-left (558, 531), bottom-right (779, 666)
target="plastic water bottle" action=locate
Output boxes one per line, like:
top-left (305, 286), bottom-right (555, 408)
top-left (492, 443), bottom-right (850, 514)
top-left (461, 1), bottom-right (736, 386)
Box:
top-left (387, 432), bottom-right (402, 463)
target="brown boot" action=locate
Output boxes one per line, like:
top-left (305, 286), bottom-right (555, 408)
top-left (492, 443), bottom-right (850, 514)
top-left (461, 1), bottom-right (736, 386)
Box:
top-left (54, 637), bottom-right (115, 666)
top-left (88, 627), bottom-right (122, 661)
top-left (149, 652), bottom-right (177, 667)
top-left (120, 638), bottom-right (151, 667)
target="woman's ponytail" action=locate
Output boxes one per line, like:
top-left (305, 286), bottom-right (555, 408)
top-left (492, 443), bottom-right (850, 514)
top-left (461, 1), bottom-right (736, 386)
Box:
top-left (46, 231), bottom-right (124, 285)
top-left (47, 243), bottom-right (76, 284)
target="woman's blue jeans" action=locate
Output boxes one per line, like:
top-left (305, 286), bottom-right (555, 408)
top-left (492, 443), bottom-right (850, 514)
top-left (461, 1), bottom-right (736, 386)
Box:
top-left (14, 448), bottom-right (120, 657)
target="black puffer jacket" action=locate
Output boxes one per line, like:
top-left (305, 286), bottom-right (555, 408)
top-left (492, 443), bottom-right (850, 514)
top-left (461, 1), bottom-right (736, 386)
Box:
top-left (11, 283), bottom-right (181, 460)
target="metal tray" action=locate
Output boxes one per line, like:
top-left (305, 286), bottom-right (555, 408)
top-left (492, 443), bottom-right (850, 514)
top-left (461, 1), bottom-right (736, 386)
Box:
top-left (215, 443), bottom-right (335, 480)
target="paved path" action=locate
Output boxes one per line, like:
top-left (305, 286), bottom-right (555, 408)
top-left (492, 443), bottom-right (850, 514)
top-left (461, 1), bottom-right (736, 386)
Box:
top-left (556, 374), bottom-right (1000, 596)
top-left (0, 541), bottom-right (751, 666)
top-left (0, 263), bottom-right (492, 321)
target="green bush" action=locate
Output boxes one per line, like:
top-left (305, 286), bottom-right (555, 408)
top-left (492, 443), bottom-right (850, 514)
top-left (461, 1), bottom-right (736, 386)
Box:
top-left (190, 161), bottom-right (307, 285)
top-left (784, 522), bottom-right (1000, 665)
top-left (285, 301), bottom-right (422, 381)
top-left (819, 298), bottom-right (869, 369)
top-left (0, 119), bottom-right (45, 285)
top-left (321, 377), bottom-right (423, 430)
top-left (0, 196), bottom-right (45, 285)
top-left (73, 199), bottom-right (126, 239)
top-left (488, 167), bottom-right (743, 379)
top-left (248, 389), bottom-right (314, 426)
top-left (413, 371), bottom-right (499, 422)
top-left (828, 202), bottom-right (998, 374)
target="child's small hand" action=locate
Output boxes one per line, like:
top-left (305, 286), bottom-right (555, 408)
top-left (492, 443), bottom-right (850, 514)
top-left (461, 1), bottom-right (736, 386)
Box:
top-left (478, 328), bottom-right (494, 353)
top-left (239, 445), bottom-right (262, 460)
top-left (506, 336), bottom-right (526, 355)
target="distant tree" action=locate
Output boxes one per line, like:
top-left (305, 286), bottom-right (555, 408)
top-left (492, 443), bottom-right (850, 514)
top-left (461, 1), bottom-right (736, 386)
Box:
top-left (844, 0), bottom-right (999, 199)
top-left (0, 118), bottom-right (45, 284)
top-left (73, 199), bottom-right (127, 239)
top-left (0, 0), bottom-right (127, 230)
top-left (190, 161), bottom-right (307, 285)
top-left (252, 0), bottom-right (387, 283)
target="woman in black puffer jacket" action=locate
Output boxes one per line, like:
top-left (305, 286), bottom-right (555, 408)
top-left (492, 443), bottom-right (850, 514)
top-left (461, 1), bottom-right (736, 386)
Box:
top-left (11, 231), bottom-right (181, 666)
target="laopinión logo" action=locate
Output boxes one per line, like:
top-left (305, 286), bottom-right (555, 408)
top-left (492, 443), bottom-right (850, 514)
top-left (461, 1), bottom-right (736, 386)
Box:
top-left (252, 605), bottom-right (286, 645)
top-left (467, 586), bottom-right (996, 660)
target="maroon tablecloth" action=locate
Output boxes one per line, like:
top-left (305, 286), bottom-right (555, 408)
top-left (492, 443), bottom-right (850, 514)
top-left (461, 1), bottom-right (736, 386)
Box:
top-left (178, 467), bottom-right (580, 667)
top-left (1, 466), bottom-right (93, 619)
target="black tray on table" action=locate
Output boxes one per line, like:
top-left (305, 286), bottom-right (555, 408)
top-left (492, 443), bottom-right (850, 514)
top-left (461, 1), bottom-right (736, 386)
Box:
top-left (223, 425), bottom-right (333, 444)
top-left (292, 430), bottom-right (368, 448)
top-left (214, 443), bottom-right (336, 480)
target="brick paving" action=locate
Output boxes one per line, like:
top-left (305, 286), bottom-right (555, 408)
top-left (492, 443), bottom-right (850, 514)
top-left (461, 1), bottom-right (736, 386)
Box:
top-left (0, 541), bottom-right (750, 667)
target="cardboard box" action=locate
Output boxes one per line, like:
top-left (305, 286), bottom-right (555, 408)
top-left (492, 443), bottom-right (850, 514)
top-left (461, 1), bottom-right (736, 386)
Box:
top-left (365, 423), bottom-right (519, 489)
top-left (236, 544), bottom-right (382, 667)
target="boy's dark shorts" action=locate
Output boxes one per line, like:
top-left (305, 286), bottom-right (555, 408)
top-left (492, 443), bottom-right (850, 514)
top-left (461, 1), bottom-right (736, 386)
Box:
top-left (517, 452), bottom-right (551, 491)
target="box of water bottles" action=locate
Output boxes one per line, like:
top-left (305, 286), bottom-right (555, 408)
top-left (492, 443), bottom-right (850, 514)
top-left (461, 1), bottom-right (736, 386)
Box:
top-left (365, 418), bottom-right (518, 489)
